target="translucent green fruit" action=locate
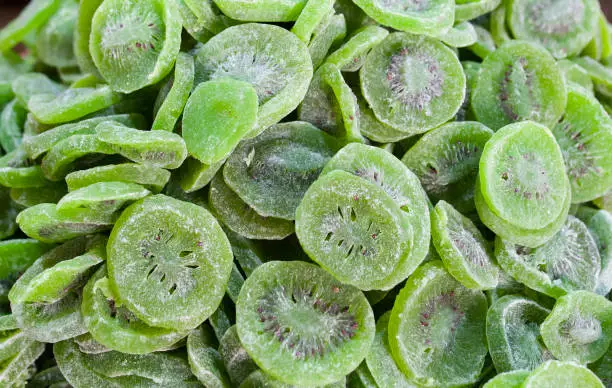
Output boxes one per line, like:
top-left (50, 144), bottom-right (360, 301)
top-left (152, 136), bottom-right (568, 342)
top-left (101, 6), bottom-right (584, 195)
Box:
top-left (152, 52), bottom-right (195, 132)
top-left (236, 261), bottom-right (375, 386)
top-left (213, 0), bottom-right (306, 21)
top-left (482, 370), bottom-right (530, 388)
top-left (0, 0), bottom-right (62, 52)
top-left (187, 324), bottom-right (231, 387)
top-left (65, 163), bottom-right (170, 193)
top-left (522, 360), bottom-right (604, 388)
top-left (36, 0), bottom-right (78, 68)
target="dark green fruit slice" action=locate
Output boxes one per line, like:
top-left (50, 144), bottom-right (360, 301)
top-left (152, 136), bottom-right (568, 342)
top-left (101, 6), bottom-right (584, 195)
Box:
top-left (495, 216), bottom-right (601, 298)
top-left (187, 324), bottom-right (231, 387)
top-left (212, 0), bottom-right (305, 21)
top-left (388, 261), bottom-right (488, 387)
top-left (183, 77), bottom-right (258, 165)
top-left (296, 170), bottom-right (411, 290)
top-left (224, 121), bottom-right (341, 221)
top-left (552, 85), bottom-right (612, 203)
top-left (455, 0), bottom-right (501, 23)
top-left (507, 0), bottom-right (600, 59)
top-left (90, 0), bottom-right (182, 93)
top-left (36, 0), bottom-right (78, 68)
top-left (308, 12), bottom-right (347, 69)
top-left (194, 23), bottom-right (313, 136)
top-left (82, 265), bottom-right (187, 354)
top-left (360, 32), bottom-right (465, 135)
top-left (586, 210), bottom-right (612, 296)
top-left (107, 194), bottom-right (233, 331)
top-left (65, 163), bottom-right (170, 193)
top-left (152, 53), bottom-right (195, 132)
top-left (95, 121), bottom-right (188, 169)
top-left (432, 200), bottom-right (499, 290)
top-left (0, 165), bottom-right (48, 189)
top-left (0, 188), bottom-right (18, 240)
top-left (57, 181), bottom-right (151, 216)
top-left (523, 360), bottom-right (604, 388)
top-left (291, 0), bottom-right (335, 43)
top-left (0, 0), bottom-right (62, 52)
top-left (541, 290), bottom-right (611, 364)
top-left (219, 325), bottom-right (259, 386)
top-left (402, 121), bottom-right (493, 213)
top-left (486, 295), bottom-right (552, 372)
top-left (482, 370), bottom-right (530, 388)
top-left (236, 260), bottom-right (375, 386)
top-left (351, 0), bottom-right (454, 36)
top-left (209, 173), bottom-right (294, 241)
top-left (0, 99), bottom-right (27, 154)
top-left (11, 73), bottom-right (66, 108)
top-left (177, 0), bottom-right (216, 43)
top-left (479, 121), bottom-right (569, 230)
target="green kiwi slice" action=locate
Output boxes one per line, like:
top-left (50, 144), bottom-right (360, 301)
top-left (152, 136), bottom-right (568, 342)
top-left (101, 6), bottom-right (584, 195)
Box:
top-left (360, 32), bottom-right (465, 135)
top-left (296, 170), bottom-right (411, 290)
top-left (10, 184), bottom-right (66, 209)
top-left (479, 121), bottom-right (569, 230)
top-left (0, 340), bottom-right (45, 387)
top-left (325, 25), bottom-right (389, 71)
top-left (482, 370), bottom-right (530, 388)
top-left (36, 0), bottom-right (78, 68)
top-left (351, 0), bottom-right (453, 36)
top-left (402, 121), bottom-right (493, 213)
top-left (507, 0), bottom-right (599, 59)
top-left (467, 24), bottom-right (497, 59)
top-left (523, 360), bottom-right (605, 388)
top-left (236, 260), bottom-right (375, 386)
top-left (490, 4), bottom-right (512, 47)
top-left (194, 23), bottom-right (313, 136)
top-left (586, 210), bottom-right (612, 296)
top-left (357, 92), bottom-right (411, 143)
top-left (0, 239), bottom-right (53, 280)
top-left (0, 99), bottom-right (27, 154)
top-left (308, 12), bottom-right (347, 70)
top-left (0, 0), bottom-right (62, 52)
top-left (432, 200), bottom-right (499, 290)
top-left (65, 163), bottom-right (170, 193)
top-left (89, 0), bottom-right (182, 93)
top-left (11, 73), bottom-right (66, 108)
top-left (388, 261), bottom-right (488, 387)
top-left (212, 0), bottom-right (305, 21)
top-left (0, 52), bottom-right (31, 106)
top-left (552, 85), bottom-right (612, 203)
top-left (454, 0), bottom-right (501, 23)
top-left (57, 181), bottom-right (151, 216)
top-left (495, 216), bottom-right (601, 298)
top-left (178, 157), bottom-right (225, 193)
top-left (107, 194), bottom-right (233, 331)
top-left (74, 0), bottom-right (104, 78)
top-left (224, 121), bottom-right (341, 221)
top-left (0, 164), bottom-right (48, 189)
top-left (291, 0), bottom-right (335, 43)
top-left (209, 173), bottom-right (295, 241)
top-left (472, 41), bottom-right (567, 130)
top-left (558, 59), bottom-right (595, 91)
top-left (0, 188), bottom-right (18, 240)
top-left (151, 53), bottom-right (195, 132)
top-left (486, 295), bottom-right (552, 372)
top-left (220, 325), bottom-right (259, 386)
top-left (183, 77), bottom-right (258, 165)
top-left (439, 21), bottom-right (478, 48)
top-left (95, 121), bottom-right (188, 169)
top-left (540, 290), bottom-right (611, 364)
top-left (177, 0), bottom-right (215, 43)
top-left (187, 324), bottom-right (231, 387)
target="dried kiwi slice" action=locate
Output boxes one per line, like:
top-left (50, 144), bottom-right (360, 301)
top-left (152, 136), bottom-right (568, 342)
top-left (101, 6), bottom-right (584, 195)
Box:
top-left (0, 0), bottom-right (62, 52)
top-left (479, 121), bottom-right (569, 231)
top-left (291, 0), bottom-right (335, 43)
top-left (402, 121), bottom-right (493, 213)
top-left (74, 0), bottom-right (104, 78)
top-left (472, 41), bottom-right (566, 130)
top-left (152, 52), bottom-right (195, 132)
top-left (388, 261), bottom-right (488, 387)
top-left (107, 194), bottom-right (233, 331)
top-left (507, 0), bottom-right (599, 59)
top-left (455, 0), bottom-right (501, 23)
top-left (212, 0), bottom-right (306, 21)
top-left (486, 295), bottom-right (552, 372)
top-left (587, 210), bottom-right (612, 296)
top-left (540, 291), bottom-right (611, 364)
top-left (308, 12), bottom-right (347, 70)
top-left (523, 360), bottom-right (605, 388)
top-left (0, 99), bottom-right (27, 154)
top-left (57, 181), bottom-right (151, 216)
top-left (236, 260), bottom-right (375, 386)
top-left (194, 23), bottom-right (313, 135)
top-left (495, 216), bottom-right (601, 298)
top-left (65, 163), bottom-right (171, 193)
top-left (89, 0), bottom-right (182, 93)
top-left (220, 325), bottom-right (258, 385)
top-left (178, 157), bottom-right (225, 193)
top-left (552, 85), bottom-right (612, 203)
top-left (482, 370), bottom-right (530, 388)
top-left (36, 0), bottom-right (78, 68)
top-left (296, 170), bottom-right (411, 290)
top-left (224, 122), bottom-right (341, 221)
top-left (439, 21), bottom-right (478, 48)
top-left (187, 324), bottom-right (231, 387)
top-left (11, 73), bottom-right (66, 108)
top-left (360, 32), bottom-right (465, 135)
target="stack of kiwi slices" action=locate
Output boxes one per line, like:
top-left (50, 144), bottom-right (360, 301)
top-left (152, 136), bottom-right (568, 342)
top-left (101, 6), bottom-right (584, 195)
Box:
top-left (1, 0), bottom-right (612, 386)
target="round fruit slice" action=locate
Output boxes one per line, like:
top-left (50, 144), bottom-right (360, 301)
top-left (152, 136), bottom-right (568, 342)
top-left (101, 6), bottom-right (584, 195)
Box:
top-left (432, 200), bottom-right (499, 290)
top-left (522, 360), bottom-right (604, 388)
top-left (236, 260), bottom-right (375, 386)
top-left (107, 194), bottom-right (233, 331)
top-left (35, 0), bottom-right (78, 68)
top-left (507, 0), bottom-right (599, 59)
top-left (541, 291), bottom-right (611, 364)
top-left (586, 210), bottom-right (612, 296)
top-left (296, 170), bottom-right (411, 290)
top-left (486, 295), bottom-right (552, 372)
top-left (152, 52), bottom-right (195, 132)
top-left (402, 121), bottom-right (493, 213)
top-left (495, 216), bottom-right (601, 298)
top-left (308, 12), bottom-right (347, 69)
top-left (194, 23), bottom-right (313, 135)
top-left (89, 0), bottom-right (182, 93)
top-left (360, 32), bottom-right (465, 135)
top-left (0, 0), bottom-right (62, 52)
top-left (74, 0), bottom-right (104, 78)
top-left (472, 41), bottom-right (567, 130)
top-left (388, 261), bottom-right (488, 387)
top-left (479, 121), bottom-right (569, 230)
top-left (65, 163), bottom-right (170, 193)
top-left (552, 85), bottom-right (612, 203)
top-left (212, 0), bottom-right (306, 22)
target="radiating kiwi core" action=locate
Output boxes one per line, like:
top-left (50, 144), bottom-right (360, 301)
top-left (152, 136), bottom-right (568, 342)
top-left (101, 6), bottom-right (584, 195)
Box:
top-left (323, 205), bottom-right (381, 260)
top-left (565, 314), bottom-right (602, 345)
top-left (100, 12), bottom-right (162, 61)
top-left (529, 0), bottom-right (585, 35)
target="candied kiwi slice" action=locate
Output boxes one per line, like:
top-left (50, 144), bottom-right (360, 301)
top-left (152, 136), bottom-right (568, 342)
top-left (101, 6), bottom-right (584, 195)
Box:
top-left (36, 0), bottom-right (78, 68)
top-left (291, 0), bottom-right (335, 43)
top-left (454, 0), bottom-right (501, 23)
top-left (194, 23), bottom-right (313, 136)
top-left (107, 194), bottom-right (233, 331)
top-left (432, 200), bottom-right (499, 290)
top-left (74, 0), bottom-right (104, 78)
top-left (540, 291), bottom-right (611, 364)
top-left (479, 121), bottom-right (569, 230)
top-left (486, 295), bottom-right (552, 372)
top-left (187, 324), bottom-right (231, 387)
top-left (507, 0), bottom-right (600, 59)
top-left (587, 210), bottom-right (612, 296)
top-left (65, 163), bottom-right (170, 193)
top-left (89, 0), bottom-right (182, 93)
top-left (178, 157), bottom-right (225, 193)
top-left (152, 52), bottom-right (195, 132)
top-left (402, 121), bottom-right (493, 213)
top-left (482, 370), bottom-right (530, 388)
top-left (388, 261), bottom-right (488, 387)
top-left (523, 360), bottom-right (605, 388)
top-left (495, 216), bottom-right (601, 298)
top-left (0, 0), bottom-right (62, 52)
top-left (552, 85), bottom-right (612, 203)
top-left (212, 0), bottom-right (306, 21)
top-left (224, 121), bottom-right (341, 221)
top-left (296, 170), bottom-right (411, 290)
top-left (236, 260), bottom-right (375, 386)
top-left (219, 325), bottom-right (259, 385)
top-left (57, 181), bottom-right (151, 216)
top-left (472, 41), bottom-right (567, 130)
top-left (360, 32), bottom-right (465, 135)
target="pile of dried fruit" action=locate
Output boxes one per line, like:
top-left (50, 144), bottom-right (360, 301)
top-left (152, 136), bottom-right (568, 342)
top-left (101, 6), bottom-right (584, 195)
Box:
top-left (0, 0), bottom-right (611, 386)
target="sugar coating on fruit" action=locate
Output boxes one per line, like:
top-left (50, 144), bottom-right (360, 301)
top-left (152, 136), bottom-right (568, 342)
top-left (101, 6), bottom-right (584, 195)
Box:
top-left (564, 313), bottom-right (602, 345)
top-left (323, 205), bottom-right (382, 260)
top-left (499, 57), bottom-right (539, 121)
top-left (100, 9), bottom-right (162, 62)
top-left (421, 141), bottom-right (481, 196)
top-left (528, 0), bottom-right (584, 35)
top-left (374, 0), bottom-right (431, 13)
